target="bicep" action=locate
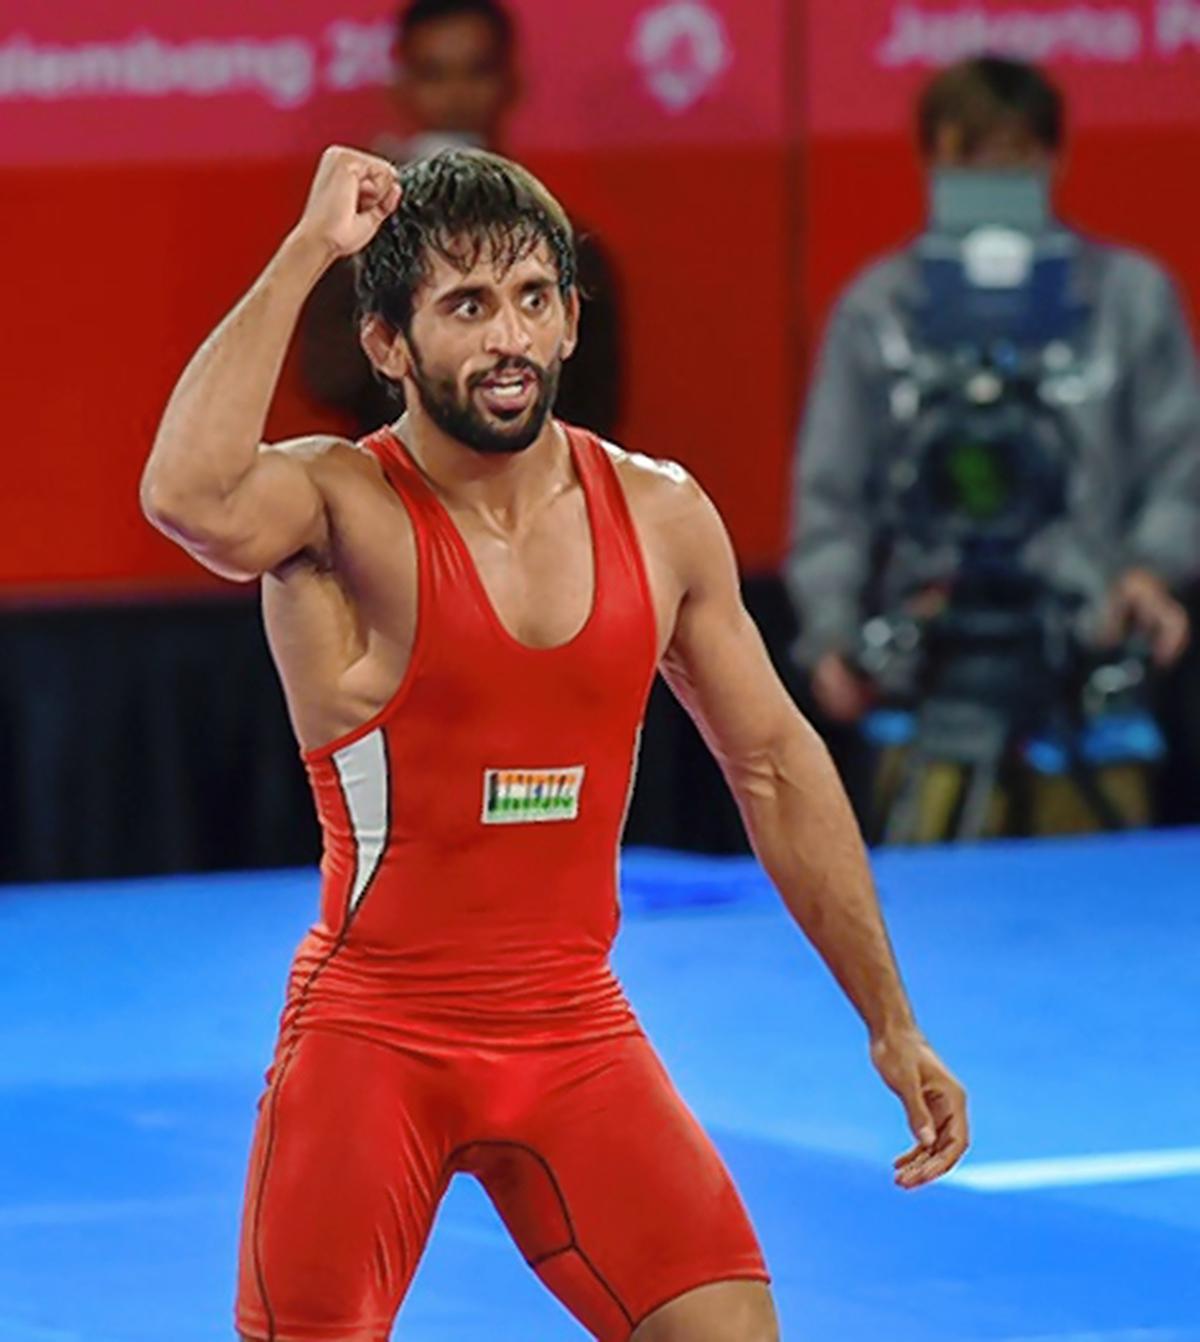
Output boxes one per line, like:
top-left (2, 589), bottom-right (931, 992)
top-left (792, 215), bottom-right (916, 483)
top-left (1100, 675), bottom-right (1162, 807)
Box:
top-left (146, 438), bottom-right (332, 582)
top-left (660, 486), bottom-right (804, 780)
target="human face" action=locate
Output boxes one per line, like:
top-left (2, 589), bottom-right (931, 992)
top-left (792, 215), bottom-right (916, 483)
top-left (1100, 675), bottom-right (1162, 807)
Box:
top-left (402, 242), bottom-right (578, 455)
top-left (396, 15), bottom-right (516, 144)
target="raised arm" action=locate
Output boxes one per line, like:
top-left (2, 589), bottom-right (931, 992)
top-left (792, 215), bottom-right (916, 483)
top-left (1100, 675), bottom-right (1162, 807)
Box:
top-left (140, 146), bottom-right (401, 580)
top-left (658, 473), bottom-right (968, 1189)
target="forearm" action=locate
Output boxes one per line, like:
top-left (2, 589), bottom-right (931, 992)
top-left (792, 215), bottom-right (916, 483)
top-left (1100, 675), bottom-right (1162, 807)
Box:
top-left (732, 714), bottom-right (917, 1039)
top-left (141, 228), bottom-right (332, 514)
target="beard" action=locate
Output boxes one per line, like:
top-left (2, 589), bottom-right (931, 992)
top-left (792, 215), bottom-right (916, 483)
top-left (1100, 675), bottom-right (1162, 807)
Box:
top-left (407, 346), bottom-right (562, 456)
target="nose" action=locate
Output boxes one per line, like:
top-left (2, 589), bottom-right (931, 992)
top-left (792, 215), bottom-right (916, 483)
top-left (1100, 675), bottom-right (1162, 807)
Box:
top-left (482, 301), bottom-right (533, 357)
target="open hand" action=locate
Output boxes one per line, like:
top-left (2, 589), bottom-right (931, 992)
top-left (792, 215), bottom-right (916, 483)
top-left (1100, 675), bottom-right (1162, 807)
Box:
top-left (870, 1027), bottom-right (969, 1189)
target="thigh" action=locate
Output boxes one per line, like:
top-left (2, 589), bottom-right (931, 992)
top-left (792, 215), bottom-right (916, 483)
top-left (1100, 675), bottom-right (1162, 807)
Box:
top-left (470, 1034), bottom-right (769, 1342)
top-left (632, 1279), bottom-right (778, 1342)
top-left (236, 1028), bottom-right (451, 1342)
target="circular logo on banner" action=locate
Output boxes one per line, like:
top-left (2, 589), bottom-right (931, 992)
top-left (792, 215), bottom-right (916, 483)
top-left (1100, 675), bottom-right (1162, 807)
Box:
top-left (630, 1), bottom-right (732, 114)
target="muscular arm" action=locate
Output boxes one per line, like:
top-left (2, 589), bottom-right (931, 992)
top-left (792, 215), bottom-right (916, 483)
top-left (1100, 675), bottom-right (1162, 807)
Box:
top-left (140, 147), bottom-right (400, 580)
top-left (141, 233), bottom-right (335, 580)
top-left (664, 477), bottom-right (911, 1036)
top-left (657, 472), bottom-right (968, 1186)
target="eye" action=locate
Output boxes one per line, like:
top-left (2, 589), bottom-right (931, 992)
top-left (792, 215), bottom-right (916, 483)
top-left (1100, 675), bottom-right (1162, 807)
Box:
top-left (522, 288), bottom-right (550, 313)
top-left (452, 297), bottom-right (483, 320)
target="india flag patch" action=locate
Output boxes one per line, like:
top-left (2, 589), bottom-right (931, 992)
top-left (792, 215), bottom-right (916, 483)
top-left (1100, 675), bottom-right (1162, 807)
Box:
top-left (482, 766), bottom-right (585, 824)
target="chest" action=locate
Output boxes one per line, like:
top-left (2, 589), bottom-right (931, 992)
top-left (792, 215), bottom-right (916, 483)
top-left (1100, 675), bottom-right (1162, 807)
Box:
top-left (445, 484), bottom-right (595, 651)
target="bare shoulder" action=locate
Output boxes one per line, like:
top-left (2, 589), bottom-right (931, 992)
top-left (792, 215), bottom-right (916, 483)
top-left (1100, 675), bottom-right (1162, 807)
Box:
top-left (600, 438), bottom-right (734, 603)
top-left (602, 438), bottom-right (689, 491)
top-left (603, 439), bottom-right (727, 540)
top-left (602, 439), bottom-right (704, 522)
top-left (260, 433), bottom-right (394, 508)
top-left (259, 433), bottom-right (409, 577)
top-left (261, 433), bottom-right (380, 476)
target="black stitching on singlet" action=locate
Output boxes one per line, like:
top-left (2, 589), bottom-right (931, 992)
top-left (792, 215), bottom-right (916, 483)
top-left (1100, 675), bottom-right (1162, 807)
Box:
top-left (250, 938), bottom-right (345, 1342)
top-left (446, 1139), bottom-right (634, 1328)
top-left (529, 1243), bottom-right (573, 1268)
top-left (250, 740), bottom-right (392, 1341)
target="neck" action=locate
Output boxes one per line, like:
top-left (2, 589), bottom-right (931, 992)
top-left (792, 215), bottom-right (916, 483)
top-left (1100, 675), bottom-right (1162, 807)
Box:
top-left (392, 406), bottom-right (569, 522)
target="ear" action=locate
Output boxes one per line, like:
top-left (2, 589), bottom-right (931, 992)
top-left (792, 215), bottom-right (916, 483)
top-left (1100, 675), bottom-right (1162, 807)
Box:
top-left (560, 287), bottom-right (581, 361)
top-left (360, 315), bottom-right (411, 383)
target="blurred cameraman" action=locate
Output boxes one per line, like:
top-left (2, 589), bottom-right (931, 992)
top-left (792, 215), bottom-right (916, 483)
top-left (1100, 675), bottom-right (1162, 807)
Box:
top-left (786, 56), bottom-right (1200, 833)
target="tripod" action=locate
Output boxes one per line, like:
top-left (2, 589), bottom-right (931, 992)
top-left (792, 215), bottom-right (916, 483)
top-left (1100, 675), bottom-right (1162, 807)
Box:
top-left (866, 596), bottom-right (1142, 845)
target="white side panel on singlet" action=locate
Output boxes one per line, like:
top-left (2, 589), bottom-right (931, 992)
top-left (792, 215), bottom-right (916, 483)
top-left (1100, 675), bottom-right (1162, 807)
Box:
top-left (331, 728), bottom-right (390, 913)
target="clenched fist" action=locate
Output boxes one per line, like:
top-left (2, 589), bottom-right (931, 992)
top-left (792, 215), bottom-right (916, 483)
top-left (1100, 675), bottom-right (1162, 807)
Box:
top-left (295, 145), bottom-right (402, 262)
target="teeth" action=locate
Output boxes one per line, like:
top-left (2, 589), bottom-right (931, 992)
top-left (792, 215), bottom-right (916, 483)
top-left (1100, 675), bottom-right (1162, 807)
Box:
top-left (483, 380), bottom-right (528, 397)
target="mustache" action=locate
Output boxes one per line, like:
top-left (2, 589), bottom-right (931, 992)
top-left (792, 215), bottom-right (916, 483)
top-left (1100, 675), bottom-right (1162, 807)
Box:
top-left (468, 357), bottom-right (547, 389)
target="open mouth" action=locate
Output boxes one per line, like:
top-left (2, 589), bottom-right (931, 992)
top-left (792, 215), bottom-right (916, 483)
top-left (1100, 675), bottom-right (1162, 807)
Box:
top-left (474, 366), bottom-right (540, 419)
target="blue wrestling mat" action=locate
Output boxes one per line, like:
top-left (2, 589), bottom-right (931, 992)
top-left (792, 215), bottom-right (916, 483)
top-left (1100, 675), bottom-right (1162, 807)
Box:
top-left (2, 831), bottom-right (1198, 1340)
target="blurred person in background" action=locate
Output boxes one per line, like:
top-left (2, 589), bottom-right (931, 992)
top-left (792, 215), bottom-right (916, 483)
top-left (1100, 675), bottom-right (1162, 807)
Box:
top-left (301, 0), bottom-right (622, 438)
top-left (786, 56), bottom-right (1200, 841)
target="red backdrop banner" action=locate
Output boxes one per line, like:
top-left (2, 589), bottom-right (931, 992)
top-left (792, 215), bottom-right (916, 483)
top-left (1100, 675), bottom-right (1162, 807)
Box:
top-left (2, 0), bottom-right (1198, 593)
top-left (0, 0), bottom-right (783, 164)
top-left (807, 1), bottom-right (1200, 134)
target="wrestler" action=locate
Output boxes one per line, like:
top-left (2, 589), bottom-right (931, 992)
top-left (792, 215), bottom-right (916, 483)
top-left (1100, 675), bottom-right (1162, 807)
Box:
top-left (141, 145), bottom-right (968, 1342)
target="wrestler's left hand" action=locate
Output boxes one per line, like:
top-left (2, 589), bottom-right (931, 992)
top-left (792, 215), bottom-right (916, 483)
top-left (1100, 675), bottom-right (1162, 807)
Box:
top-left (870, 1027), bottom-right (969, 1189)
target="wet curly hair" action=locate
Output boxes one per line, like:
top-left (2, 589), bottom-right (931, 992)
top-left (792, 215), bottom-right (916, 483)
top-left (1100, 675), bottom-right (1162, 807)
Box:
top-left (355, 148), bottom-right (577, 336)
